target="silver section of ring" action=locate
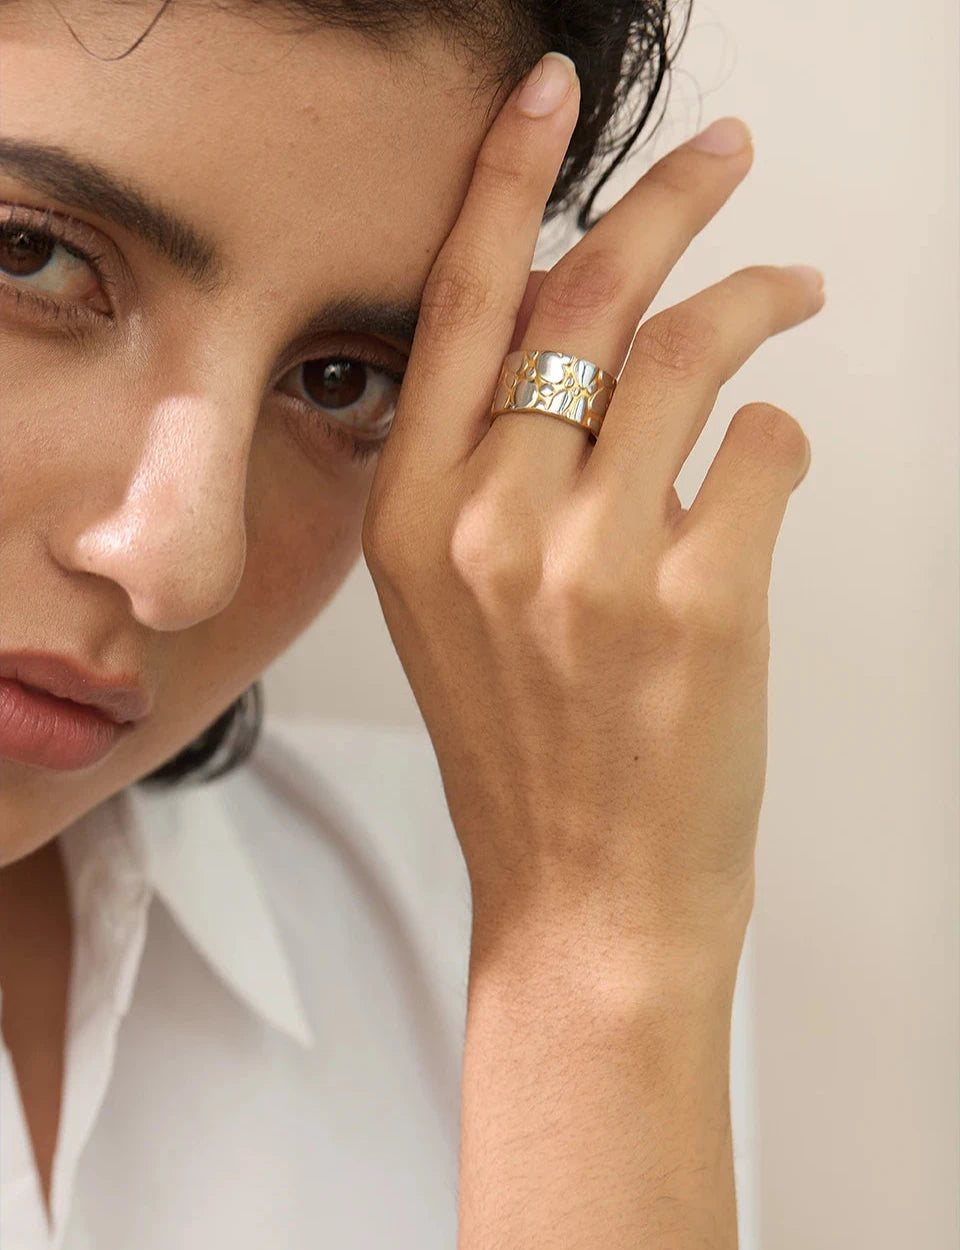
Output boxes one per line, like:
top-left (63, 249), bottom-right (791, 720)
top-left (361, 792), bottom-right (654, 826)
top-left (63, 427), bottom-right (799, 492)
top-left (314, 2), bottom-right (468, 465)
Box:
top-left (490, 348), bottom-right (617, 439)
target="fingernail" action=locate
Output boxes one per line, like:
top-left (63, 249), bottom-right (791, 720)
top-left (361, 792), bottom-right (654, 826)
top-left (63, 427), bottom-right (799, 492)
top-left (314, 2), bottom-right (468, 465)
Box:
top-left (515, 52), bottom-right (577, 117)
top-left (784, 264), bottom-right (825, 292)
top-left (689, 117), bottom-right (751, 155)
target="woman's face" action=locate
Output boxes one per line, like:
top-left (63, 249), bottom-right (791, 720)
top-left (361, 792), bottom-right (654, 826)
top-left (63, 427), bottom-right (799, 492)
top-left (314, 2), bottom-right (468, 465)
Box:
top-left (0, 0), bottom-right (501, 864)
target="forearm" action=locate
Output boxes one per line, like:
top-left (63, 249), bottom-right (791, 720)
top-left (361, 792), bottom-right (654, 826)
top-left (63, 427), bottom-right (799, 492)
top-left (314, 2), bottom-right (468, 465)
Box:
top-left (457, 908), bottom-right (749, 1250)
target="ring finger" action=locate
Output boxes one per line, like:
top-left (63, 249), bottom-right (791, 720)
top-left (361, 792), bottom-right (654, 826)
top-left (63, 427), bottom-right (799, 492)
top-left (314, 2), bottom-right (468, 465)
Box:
top-left (492, 117), bottom-right (755, 486)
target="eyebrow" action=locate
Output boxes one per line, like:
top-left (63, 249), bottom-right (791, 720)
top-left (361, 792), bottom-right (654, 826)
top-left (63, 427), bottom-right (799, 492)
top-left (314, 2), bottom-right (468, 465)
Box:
top-left (0, 136), bottom-right (423, 347)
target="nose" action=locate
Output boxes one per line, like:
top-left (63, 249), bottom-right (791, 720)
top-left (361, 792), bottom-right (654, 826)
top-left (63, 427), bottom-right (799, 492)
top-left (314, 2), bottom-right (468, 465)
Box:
top-left (63, 390), bottom-right (253, 632)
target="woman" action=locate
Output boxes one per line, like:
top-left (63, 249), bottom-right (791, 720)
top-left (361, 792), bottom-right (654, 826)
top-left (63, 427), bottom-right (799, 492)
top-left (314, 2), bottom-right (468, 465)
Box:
top-left (0, 0), bottom-right (824, 1245)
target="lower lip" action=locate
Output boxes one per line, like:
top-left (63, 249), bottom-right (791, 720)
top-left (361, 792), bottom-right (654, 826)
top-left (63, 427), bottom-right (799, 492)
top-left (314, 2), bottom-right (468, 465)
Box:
top-left (0, 677), bottom-right (134, 770)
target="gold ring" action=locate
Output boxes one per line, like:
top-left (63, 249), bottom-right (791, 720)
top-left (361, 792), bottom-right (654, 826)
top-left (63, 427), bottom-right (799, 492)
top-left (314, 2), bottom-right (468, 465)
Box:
top-left (490, 348), bottom-right (617, 439)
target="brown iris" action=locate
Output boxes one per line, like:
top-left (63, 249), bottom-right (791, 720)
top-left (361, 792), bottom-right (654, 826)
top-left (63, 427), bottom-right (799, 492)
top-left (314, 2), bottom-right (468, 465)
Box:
top-left (0, 226), bottom-right (53, 278)
top-left (301, 358), bottom-right (366, 409)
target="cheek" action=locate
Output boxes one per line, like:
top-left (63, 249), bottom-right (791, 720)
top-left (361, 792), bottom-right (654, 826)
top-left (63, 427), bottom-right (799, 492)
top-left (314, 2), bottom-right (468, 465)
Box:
top-left (237, 444), bottom-right (372, 661)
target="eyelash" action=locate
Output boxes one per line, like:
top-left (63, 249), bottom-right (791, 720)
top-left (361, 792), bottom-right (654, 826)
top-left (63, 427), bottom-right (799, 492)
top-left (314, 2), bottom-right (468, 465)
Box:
top-left (325, 393), bottom-right (400, 464)
top-left (0, 208), bottom-right (404, 465)
top-left (0, 206), bottom-right (116, 326)
top-left (283, 348), bottom-right (405, 466)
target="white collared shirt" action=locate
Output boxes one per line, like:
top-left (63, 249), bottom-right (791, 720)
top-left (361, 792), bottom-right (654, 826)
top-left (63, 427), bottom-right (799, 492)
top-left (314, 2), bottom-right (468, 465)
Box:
top-left (1, 714), bottom-right (759, 1249)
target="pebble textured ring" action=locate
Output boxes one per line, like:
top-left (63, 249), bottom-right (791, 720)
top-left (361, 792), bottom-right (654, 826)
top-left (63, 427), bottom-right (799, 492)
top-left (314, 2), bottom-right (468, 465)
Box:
top-left (489, 348), bottom-right (618, 439)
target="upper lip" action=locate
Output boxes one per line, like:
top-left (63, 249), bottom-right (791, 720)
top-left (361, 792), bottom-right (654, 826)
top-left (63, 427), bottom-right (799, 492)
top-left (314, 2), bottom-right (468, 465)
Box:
top-left (0, 651), bottom-right (152, 724)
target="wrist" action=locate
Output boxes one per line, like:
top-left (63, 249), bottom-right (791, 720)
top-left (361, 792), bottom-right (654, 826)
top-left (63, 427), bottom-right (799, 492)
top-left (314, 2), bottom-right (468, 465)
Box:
top-left (460, 865), bottom-right (750, 1250)
top-left (467, 868), bottom-right (753, 1006)
top-left (467, 899), bottom-right (750, 1039)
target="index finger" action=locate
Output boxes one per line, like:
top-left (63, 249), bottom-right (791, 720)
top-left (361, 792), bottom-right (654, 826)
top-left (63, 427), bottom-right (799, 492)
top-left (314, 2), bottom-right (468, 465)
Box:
top-left (382, 52), bottom-right (581, 474)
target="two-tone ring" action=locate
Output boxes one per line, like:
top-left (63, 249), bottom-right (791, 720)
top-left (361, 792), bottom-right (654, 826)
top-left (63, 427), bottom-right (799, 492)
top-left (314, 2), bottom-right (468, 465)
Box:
top-left (490, 348), bottom-right (617, 440)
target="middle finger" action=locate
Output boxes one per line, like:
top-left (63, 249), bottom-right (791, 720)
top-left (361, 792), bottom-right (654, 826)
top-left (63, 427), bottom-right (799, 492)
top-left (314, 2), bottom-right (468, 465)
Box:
top-left (489, 117), bottom-right (754, 484)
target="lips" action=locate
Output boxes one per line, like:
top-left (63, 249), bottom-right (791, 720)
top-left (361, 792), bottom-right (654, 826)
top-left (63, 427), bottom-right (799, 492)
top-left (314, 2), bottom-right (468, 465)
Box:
top-left (0, 651), bottom-right (152, 724)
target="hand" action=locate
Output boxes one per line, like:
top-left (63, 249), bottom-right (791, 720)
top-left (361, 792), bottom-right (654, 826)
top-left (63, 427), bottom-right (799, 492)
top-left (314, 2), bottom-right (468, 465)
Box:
top-left (362, 66), bottom-right (824, 964)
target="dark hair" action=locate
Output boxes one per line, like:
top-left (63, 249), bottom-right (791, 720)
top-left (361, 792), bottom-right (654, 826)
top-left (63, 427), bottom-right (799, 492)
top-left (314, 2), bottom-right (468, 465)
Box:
top-left (118, 0), bottom-right (691, 787)
top-left (137, 679), bottom-right (265, 787)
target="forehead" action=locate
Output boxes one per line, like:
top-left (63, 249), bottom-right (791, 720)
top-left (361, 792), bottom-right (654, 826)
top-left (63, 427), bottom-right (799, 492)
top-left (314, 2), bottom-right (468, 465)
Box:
top-left (0, 1), bottom-right (497, 318)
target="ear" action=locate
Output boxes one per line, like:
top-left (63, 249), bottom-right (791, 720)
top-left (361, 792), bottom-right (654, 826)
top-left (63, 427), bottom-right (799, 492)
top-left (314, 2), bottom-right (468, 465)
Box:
top-left (508, 269), bottom-right (549, 353)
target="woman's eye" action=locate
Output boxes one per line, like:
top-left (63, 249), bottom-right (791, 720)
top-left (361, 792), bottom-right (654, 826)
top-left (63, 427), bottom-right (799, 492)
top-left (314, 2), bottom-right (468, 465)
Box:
top-left (276, 354), bottom-right (403, 457)
top-left (0, 214), bottom-right (109, 316)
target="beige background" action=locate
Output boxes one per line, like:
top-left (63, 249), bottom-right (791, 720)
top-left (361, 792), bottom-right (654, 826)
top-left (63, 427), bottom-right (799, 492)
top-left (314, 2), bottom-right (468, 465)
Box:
top-left (263, 0), bottom-right (960, 1244)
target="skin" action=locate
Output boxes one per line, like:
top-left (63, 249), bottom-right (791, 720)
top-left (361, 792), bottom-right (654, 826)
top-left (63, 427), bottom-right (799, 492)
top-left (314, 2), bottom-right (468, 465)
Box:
top-left (0, 0), bottom-right (513, 867)
top-left (0, 5), bottom-right (825, 1241)
top-left (0, 0), bottom-right (521, 1219)
top-left (360, 56), bottom-right (823, 1246)
top-left (0, 840), bottom-right (70, 1218)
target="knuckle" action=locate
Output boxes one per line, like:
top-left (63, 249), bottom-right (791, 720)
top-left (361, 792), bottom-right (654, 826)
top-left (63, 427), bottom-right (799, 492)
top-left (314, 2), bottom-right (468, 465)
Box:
top-left (632, 306), bottom-right (721, 380)
top-left (533, 566), bottom-right (627, 674)
top-left (418, 246), bottom-right (503, 342)
top-left (731, 402), bottom-right (808, 466)
top-left (536, 516), bottom-right (639, 639)
top-left (540, 562), bottom-right (613, 622)
top-left (448, 497), bottom-right (537, 599)
top-left (534, 248), bottom-right (627, 329)
top-left (644, 151), bottom-right (702, 198)
top-left (473, 142), bottom-right (541, 204)
top-left (656, 540), bottom-right (752, 642)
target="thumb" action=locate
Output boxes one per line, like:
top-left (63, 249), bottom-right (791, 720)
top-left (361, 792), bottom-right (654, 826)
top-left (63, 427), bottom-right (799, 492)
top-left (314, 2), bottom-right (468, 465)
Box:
top-left (508, 269), bottom-right (549, 353)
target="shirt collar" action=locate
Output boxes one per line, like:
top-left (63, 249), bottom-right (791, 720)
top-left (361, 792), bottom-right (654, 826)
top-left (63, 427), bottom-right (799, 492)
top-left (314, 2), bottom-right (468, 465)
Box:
top-left (102, 776), bottom-right (316, 1050)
